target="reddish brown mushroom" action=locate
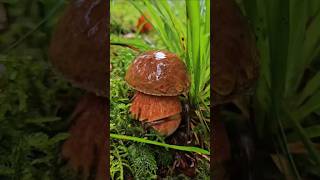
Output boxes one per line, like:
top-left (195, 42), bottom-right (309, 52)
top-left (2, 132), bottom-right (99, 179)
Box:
top-left (61, 93), bottom-right (106, 180)
top-left (49, 0), bottom-right (107, 179)
top-left (212, 0), bottom-right (259, 179)
top-left (49, 0), bottom-right (108, 97)
top-left (125, 50), bottom-right (190, 136)
top-left (213, 0), bottom-right (259, 104)
top-left (136, 13), bottom-right (153, 34)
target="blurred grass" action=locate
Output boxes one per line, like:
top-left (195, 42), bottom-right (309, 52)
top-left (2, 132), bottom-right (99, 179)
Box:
top-left (240, 0), bottom-right (320, 178)
top-left (110, 0), bottom-right (140, 34)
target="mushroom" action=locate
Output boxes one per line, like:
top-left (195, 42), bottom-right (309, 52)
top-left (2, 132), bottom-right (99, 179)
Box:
top-left (49, 0), bottom-right (108, 97)
top-left (61, 93), bottom-right (107, 180)
top-left (49, 0), bottom-right (107, 179)
top-left (213, 0), bottom-right (259, 105)
top-left (213, 0), bottom-right (259, 179)
top-left (136, 12), bottom-right (153, 34)
top-left (125, 50), bottom-right (190, 136)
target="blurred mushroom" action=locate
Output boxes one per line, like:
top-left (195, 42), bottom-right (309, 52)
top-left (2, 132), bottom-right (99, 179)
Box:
top-left (213, 0), bottom-right (259, 105)
top-left (213, 0), bottom-right (259, 179)
top-left (49, 0), bottom-right (108, 97)
top-left (61, 93), bottom-right (107, 180)
top-left (49, 0), bottom-right (107, 179)
top-left (136, 12), bottom-right (153, 34)
top-left (125, 50), bottom-right (190, 136)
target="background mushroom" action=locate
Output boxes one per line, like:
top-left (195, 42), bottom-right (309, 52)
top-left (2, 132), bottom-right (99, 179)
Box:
top-left (49, 0), bottom-right (108, 97)
top-left (213, 0), bottom-right (259, 179)
top-left (49, 0), bottom-right (107, 179)
top-left (125, 50), bottom-right (190, 136)
top-left (213, 0), bottom-right (259, 105)
top-left (136, 12), bottom-right (153, 34)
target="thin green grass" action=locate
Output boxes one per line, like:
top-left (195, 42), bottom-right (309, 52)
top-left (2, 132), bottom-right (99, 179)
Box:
top-left (111, 134), bottom-right (210, 155)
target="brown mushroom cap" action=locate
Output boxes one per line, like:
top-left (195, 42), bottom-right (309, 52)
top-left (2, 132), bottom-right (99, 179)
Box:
top-left (125, 50), bottom-right (190, 96)
top-left (49, 0), bottom-right (107, 97)
top-left (213, 0), bottom-right (259, 104)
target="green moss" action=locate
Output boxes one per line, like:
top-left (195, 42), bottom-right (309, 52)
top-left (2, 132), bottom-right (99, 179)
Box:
top-left (0, 1), bottom-right (80, 179)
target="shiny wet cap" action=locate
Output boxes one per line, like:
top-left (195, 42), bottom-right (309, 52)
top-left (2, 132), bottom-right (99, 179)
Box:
top-left (125, 50), bottom-right (190, 96)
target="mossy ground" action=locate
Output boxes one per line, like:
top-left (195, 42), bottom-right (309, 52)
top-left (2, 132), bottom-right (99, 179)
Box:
top-left (0, 1), bottom-right (82, 179)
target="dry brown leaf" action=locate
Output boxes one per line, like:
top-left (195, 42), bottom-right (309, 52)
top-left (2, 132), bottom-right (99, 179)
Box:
top-left (270, 154), bottom-right (295, 180)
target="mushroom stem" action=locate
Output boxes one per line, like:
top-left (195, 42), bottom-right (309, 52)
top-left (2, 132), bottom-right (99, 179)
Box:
top-left (149, 113), bottom-right (181, 136)
top-left (62, 93), bottom-right (107, 180)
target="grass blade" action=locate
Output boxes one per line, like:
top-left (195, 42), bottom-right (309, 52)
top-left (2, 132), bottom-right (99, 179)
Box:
top-left (296, 72), bottom-right (320, 107)
top-left (285, 0), bottom-right (307, 96)
top-left (110, 133), bottom-right (210, 155)
top-left (286, 108), bottom-right (320, 166)
top-left (294, 90), bottom-right (320, 121)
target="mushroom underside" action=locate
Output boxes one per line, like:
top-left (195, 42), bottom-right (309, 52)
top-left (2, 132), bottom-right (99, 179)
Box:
top-left (130, 91), bottom-right (182, 136)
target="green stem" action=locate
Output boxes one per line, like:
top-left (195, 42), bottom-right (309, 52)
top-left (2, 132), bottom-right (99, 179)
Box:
top-left (110, 133), bottom-right (210, 155)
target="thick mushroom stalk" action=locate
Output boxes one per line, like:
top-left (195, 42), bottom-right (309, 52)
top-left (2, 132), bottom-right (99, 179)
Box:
top-left (62, 93), bottom-right (106, 180)
top-left (125, 50), bottom-right (190, 136)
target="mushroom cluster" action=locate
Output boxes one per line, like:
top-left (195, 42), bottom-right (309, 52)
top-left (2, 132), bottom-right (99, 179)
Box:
top-left (125, 50), bottom-right (190, 136)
